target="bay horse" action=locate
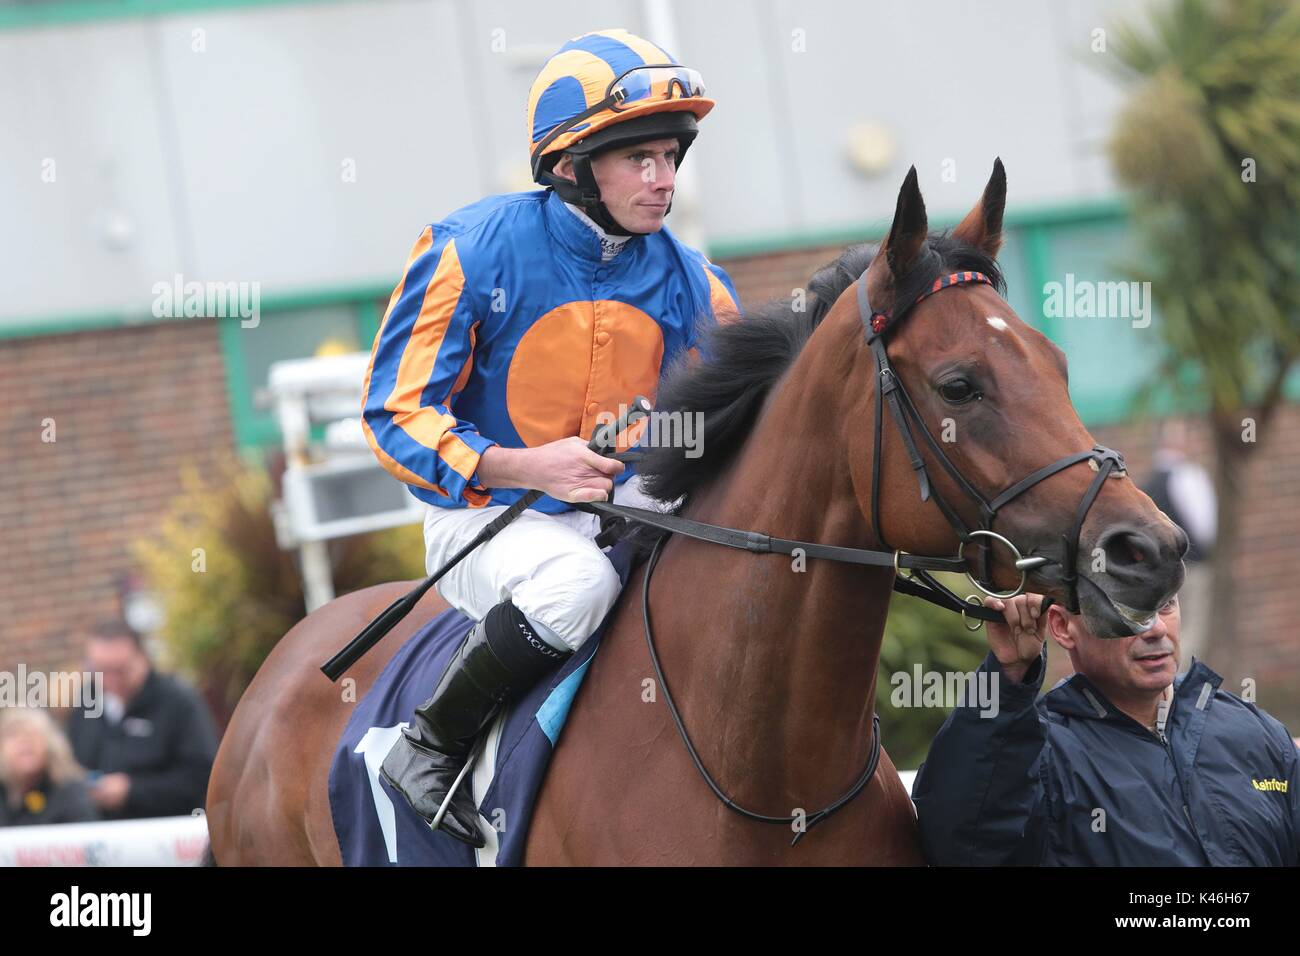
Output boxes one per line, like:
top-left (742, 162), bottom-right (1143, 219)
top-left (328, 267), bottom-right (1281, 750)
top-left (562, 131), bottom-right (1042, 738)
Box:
top-left (207, 161), bottom-right (1187, 865)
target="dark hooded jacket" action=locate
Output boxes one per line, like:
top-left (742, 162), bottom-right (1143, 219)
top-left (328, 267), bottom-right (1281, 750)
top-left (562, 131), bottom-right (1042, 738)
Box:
top-left (912, 646), bottom-right (1299, 865)
top-left (65, 669), bottom-right (218, 819)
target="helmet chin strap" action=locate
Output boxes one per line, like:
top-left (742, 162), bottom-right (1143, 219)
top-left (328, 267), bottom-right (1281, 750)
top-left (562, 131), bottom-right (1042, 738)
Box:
top-left (542, 153), bottom-right (672, 237)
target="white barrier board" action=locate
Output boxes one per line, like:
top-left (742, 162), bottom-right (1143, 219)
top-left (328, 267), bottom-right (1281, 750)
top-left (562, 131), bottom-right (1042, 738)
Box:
top-left (0, 816), bottom-right (208, 867)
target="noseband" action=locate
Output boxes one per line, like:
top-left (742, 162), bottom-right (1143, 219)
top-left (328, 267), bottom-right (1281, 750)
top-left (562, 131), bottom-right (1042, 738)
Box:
top-left (858, 262), bottom-right (1127, 617)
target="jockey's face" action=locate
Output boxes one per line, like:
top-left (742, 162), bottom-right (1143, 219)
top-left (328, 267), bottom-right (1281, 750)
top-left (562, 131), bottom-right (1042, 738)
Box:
top-left (552, 137), bottom-right (679, 233)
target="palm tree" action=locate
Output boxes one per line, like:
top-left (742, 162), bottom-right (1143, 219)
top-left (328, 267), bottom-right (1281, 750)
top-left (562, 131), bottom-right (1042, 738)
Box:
top-left (1105, 0), bottom-right (1300, 677)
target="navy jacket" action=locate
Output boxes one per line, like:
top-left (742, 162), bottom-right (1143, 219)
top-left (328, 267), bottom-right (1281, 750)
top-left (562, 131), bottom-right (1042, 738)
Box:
top-left (912, 647), bottom-right (1299, 865)
top-left (66, 670), bottom-right (218, 819)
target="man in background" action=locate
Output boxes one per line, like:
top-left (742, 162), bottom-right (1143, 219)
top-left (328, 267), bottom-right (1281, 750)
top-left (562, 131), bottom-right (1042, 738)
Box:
top-left (1143, 418), bottom-right (1216, 667)
top-left (65, 619), bottom-right (218, 819)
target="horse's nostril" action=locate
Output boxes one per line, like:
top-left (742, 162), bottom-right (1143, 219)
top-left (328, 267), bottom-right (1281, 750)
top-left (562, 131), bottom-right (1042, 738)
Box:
top-left (1099, 526), bottom-right (1160, 570)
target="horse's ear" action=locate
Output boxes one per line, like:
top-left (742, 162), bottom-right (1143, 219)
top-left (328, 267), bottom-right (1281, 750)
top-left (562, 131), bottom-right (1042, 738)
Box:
top-left (879, 166), bottom-right (929, 281)
top-left (952, 157), bottom-right (1007, 258)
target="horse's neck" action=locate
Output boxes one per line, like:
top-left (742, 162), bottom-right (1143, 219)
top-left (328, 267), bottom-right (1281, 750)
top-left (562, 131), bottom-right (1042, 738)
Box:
top-left (650, 358), bottom-right (894, 810)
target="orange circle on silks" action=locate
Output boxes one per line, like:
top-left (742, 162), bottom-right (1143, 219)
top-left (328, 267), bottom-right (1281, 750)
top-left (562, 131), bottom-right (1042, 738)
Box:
top-left (506, 300), bottom-right (665, 448)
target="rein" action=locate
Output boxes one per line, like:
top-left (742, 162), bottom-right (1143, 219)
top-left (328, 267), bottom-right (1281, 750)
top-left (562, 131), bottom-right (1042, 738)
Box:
top-left (639, 532), bottom-right (881, 846)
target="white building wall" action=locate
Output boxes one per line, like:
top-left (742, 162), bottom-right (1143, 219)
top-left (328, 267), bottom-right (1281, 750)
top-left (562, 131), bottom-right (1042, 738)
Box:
top-left (0, 0), bottom-right (1149, 328)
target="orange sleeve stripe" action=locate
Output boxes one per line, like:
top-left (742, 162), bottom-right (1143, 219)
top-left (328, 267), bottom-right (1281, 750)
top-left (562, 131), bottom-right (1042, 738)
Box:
top-left (444, 320), bottom-right (478, 404)
top-left (461, 483), bottom-right (492, 508)
top-left (383, 238), bottom-right (485, 485)
top-left (703, 264), bottom-right (741, 325)
top-left (362, 226), bottom-right (434, 419)
top-left (384, 226), bottom-right (434, 326)
top-left (387, 407), bottom-right (488, 485)
top-left (363, 416), bottom-right (491, 506)
top-left (361, 415), bottom-right (447, 495)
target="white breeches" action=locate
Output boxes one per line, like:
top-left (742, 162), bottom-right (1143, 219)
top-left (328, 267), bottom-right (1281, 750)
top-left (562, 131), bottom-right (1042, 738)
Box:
top-left (422, 474), bottom-right (665, 653)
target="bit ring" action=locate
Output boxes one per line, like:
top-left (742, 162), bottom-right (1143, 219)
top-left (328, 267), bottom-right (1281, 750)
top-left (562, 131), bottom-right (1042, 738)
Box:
top-left (959, 529), bottom-right (1027, 600)
top-left (893, 549), bottom-right (913, 581)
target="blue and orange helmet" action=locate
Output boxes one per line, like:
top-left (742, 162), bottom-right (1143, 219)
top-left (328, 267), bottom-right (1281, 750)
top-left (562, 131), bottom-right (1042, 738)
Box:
top-left (526, 28), bottom-right (714, 233)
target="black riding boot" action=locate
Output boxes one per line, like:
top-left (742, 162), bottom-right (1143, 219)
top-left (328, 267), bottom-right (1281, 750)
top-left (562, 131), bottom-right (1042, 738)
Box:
top-left (379, 599), bottom-right (570, 848)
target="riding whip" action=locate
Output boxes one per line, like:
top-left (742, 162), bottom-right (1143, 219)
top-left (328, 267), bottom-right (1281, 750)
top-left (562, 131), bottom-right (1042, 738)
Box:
top-left (320, 396), bottom-right (652, 680)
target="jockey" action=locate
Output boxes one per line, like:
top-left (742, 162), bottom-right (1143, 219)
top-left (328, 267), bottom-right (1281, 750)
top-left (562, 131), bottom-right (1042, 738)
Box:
top-left (362, 28), bottom-right (741, 847)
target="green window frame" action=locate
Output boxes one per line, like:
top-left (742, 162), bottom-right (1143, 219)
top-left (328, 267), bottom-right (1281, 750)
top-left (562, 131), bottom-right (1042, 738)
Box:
top-left (217, 288), bottom-right (386, 450)
top-left (0, 0), bottom-right (349, 32)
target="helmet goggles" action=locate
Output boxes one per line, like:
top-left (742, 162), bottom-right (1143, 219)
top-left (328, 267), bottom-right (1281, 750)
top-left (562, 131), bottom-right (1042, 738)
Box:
top-left (530, 63), bottom-right (707, 178)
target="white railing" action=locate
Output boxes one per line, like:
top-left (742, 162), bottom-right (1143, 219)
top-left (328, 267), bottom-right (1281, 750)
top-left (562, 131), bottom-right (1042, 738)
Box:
top-left (0, 815), bottom-right (208, 867)
top-left (899, 770), bottom-right (916, 797)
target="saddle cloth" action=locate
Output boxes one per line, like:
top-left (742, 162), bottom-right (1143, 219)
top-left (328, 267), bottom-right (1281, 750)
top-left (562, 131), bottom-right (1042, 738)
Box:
top-left (327, 539), bottom-right (641, 866)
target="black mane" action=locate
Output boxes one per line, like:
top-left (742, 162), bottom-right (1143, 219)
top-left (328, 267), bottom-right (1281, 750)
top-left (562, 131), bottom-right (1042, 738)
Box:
top-left (634, 232), bottom-right (1005, 516)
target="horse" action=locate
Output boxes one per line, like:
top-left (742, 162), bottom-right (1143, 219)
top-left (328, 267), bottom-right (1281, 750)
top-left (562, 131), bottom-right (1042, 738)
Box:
top-left (206, 160), bottom-right (1187, 865)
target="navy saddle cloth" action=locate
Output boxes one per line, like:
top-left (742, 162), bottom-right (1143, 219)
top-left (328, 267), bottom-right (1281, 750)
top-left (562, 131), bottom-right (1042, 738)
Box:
top-left (327, 539), bottom-right (642, 866)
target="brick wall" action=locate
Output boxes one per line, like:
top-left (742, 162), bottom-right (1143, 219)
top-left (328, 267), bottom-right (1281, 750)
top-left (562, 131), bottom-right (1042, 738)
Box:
top-left (0, 319), bottom-right (235, 674)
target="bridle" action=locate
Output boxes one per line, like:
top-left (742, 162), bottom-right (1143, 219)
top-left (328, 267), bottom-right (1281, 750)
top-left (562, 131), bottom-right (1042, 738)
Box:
top-left (859, 255), bottom-right (1128, 622)
top-left (576, 254), bottom-right (1130, 843)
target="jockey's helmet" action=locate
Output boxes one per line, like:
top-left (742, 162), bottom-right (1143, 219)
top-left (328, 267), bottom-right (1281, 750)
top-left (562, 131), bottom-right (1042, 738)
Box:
top-left (526, 28), bottom-right (714, 235)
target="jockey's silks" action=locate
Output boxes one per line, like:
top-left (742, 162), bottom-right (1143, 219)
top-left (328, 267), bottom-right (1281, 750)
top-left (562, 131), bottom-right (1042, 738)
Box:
top-left (362, 188), bottom-right (740, 512)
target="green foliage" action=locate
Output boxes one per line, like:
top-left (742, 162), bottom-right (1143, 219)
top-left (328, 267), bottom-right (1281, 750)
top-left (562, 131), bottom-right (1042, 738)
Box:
top-left (877, 576), bottom-right (988, 770)
top-left (133, 455), bottom-right (426, 713)
top-left (1104, 0), bottom-right (1300, 414)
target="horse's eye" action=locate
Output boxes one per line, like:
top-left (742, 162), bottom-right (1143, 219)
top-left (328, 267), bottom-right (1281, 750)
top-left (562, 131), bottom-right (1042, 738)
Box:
top-left (939, 379), bottom-right (978, 404)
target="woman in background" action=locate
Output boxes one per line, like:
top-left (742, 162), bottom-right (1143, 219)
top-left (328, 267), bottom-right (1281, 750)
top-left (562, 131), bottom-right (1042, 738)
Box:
top-left (0, 707), bottom-right (99, 826)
